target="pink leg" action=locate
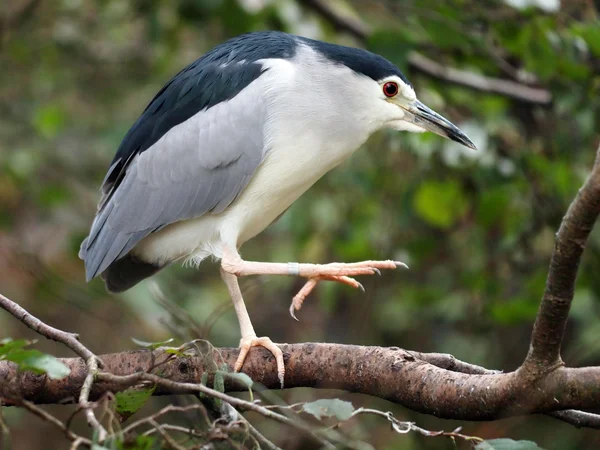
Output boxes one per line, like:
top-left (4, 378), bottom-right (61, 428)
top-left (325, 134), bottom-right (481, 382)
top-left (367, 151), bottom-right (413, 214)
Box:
top-left (289, 275), bottom-right (363, 320)
top-left (221, 249), bottom-right (407, 319)
top-left (220, 268), bottom-right (285, 387)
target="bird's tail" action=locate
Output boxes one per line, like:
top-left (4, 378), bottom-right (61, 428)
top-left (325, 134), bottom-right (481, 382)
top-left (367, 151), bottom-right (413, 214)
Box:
top-left (100, 254), bottom-right (163, 293)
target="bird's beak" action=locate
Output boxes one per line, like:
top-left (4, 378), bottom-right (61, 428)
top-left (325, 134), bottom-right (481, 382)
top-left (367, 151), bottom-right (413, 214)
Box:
top-left (400, 100), bottom-right (477, 150)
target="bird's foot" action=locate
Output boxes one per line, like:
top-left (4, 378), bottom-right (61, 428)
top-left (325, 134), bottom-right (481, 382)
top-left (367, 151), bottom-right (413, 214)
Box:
top-left (289, 260), bottom-right (407, 320)
top-left (235, 335), bottom-right (285, 388)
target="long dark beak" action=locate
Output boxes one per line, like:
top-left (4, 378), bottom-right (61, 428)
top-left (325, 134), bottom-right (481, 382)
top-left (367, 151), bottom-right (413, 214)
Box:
top-left (403, 100), bottom-right (477, 150)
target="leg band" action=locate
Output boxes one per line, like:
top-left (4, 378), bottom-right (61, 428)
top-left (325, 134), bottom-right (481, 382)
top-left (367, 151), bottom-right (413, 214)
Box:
top-left (287, 262), bottom-right (300, 276)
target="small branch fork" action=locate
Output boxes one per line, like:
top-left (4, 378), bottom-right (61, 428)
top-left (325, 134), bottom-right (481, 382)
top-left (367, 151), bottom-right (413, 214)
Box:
top-left (523, 149), bottom-right (600, 373)
top-left (0, 293), bottom-right (108, 441)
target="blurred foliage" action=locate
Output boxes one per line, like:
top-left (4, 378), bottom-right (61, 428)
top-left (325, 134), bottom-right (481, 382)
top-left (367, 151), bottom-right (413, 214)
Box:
top-left (1, 0), bottom-right (600, 449)
top-left (0, 338), bottom-right (70, 379)
top-left (475, 440), bottom-right (544, 450)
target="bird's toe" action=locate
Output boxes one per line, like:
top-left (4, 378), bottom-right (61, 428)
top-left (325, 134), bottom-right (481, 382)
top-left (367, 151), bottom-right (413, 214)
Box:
top-left (235, 335), bottom-right (285, 388)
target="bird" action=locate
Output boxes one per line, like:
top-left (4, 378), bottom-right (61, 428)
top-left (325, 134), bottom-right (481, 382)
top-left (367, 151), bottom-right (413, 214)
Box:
top-left (79, 30), bottom-right (476, 387)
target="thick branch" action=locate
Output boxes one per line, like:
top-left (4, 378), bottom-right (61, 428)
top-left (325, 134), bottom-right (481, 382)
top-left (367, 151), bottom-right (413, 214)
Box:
top-left (524, 147), bottom-right (600, 372)
top-left (1, 344), bottom-right (600, 425)
top-left (298, 0), bottom-right (552, 104)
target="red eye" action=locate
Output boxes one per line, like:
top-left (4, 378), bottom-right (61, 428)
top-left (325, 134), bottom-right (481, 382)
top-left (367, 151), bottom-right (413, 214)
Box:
top-left (383, 82), bottom-right (399, 97)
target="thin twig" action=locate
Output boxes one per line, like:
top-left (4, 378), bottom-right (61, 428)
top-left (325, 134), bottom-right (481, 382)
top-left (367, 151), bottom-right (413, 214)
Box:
top-left (407, 52), bottom-right (552, 104)
top-left (149, 418), bottom-right (187, 450)
top-left (19, 400), bottom-right (91, 446)
top-left (407, 351), bottom-right (501, 375)
top-left (346, 408), bottom-right (483, 444)
top-left (298, 0), bottom-right (552, 104)
top-left (546, 410), bottom-right (600, 429)
top-left (222, 402), bottom-right (283, 450)
top-left (69, 437), bottom-right (89, 450)
top-left (97, 371), bottom-right (335, 448)
top-left (142, 424), bottom-right (204, 438)
top-left (122, 404), bottom-right (209, 436)
top-left (0, 404), bottom-right (9, 450)
top-left (100, 372), bottom-right (300, 428)
top-left (79, 357), bottom-right (107, 442)
top-left (0, 293), bottom-right (107, 440)
top-left (0, 293), bottom-right (97, 362)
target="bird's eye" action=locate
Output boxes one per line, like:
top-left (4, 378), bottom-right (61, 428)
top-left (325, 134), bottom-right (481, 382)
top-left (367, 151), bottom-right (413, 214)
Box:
top-left (383, 82), bottom-right (399, 98)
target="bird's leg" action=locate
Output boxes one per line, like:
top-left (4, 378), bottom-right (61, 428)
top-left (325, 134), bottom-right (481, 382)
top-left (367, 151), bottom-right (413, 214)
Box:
top-left (219, 267), bottom-right (285, 387)
top-left (221, 249), bottom-right (407, 319)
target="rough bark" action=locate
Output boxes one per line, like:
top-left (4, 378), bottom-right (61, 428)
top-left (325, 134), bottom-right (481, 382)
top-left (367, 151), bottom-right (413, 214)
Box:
top-left (1, 343), bottom-right (599, 422)
top-left (523, 150), bottom-right (600, 373)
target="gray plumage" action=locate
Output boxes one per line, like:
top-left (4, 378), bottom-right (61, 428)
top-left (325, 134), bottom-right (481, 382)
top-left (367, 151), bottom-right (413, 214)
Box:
top-left (80, 94), bottom-right (266, 284)
top-left (80, 31), bottom-right (467, 293)
top-left (80, 33), bottom-right (298, 284)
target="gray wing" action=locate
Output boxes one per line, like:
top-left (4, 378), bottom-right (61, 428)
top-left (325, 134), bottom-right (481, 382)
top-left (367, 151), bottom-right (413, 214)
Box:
top-left (80, 93), bottom-right (267, 281)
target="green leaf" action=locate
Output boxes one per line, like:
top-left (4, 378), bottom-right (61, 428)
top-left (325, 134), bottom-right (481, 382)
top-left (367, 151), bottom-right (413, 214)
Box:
top-left (216, 370), bottom-right (253, 389)
top-left (0, 338), bottom-right (31, 356)
top-left (302, 399), bottom-right (355, 421)
top-left (476, 439), bottom-right (545, 450)
top-left (214, 371), bottom-right (224, 393)
top-left (162, 348), bottom-right (185, 356)
top-left (216, 370), bottom-right (254, 401)
top-left (573, 22), bottom-right (600, 57)
top-left (213, 371), bottom-right (224, 407)
top-left (413, 180), bottom-right (468, 229)
top-left (131, 337), bottom-right (175, 349)
top-left (21, 354), bottom-right (71, 380)
top-left (0, 339), bottom-right (70, 379)
top-left (198, 372), bottom-right (209, 400)
top-left (115, 386), bottom-right (156, 416)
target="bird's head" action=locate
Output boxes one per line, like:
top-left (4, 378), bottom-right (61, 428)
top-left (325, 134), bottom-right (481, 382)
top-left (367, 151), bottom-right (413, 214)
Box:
top-left (303, 37), bottom-right (476, 150)
top-left (374, 74), bottom-right (476, 150)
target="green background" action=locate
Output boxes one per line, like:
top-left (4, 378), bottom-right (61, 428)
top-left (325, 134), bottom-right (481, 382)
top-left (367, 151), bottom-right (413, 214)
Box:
top-left (1, 0), bottom-right (599, 448)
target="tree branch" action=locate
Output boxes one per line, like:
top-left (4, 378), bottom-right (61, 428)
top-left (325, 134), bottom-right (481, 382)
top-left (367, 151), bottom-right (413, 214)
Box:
top-left (2, 344), bottom-right (600, 427)
top-left (0, 293), bottom-right (107, 440)
top-left (2, 141), bottom-right (600, 436)
top-left (523, 147), bottom-right (600, 373)
top-left (298, 0), bottom-right (552, 104)
top-left (0, 293), bottom-right (96, 362)
top-left (2, 139), bottom-right (600, 437)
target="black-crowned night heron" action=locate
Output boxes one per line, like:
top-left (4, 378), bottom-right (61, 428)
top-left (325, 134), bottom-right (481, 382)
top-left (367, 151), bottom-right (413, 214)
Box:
top-left (80, 31), bottom-right (475, 385)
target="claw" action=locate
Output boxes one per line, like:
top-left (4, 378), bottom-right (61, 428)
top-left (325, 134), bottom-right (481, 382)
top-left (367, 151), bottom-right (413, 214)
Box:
top-left (235, 336), bottom-right (285, 388)
top-left (289, 302), bottom-right (299, 321)
top-left (287, 259), bottom-right (400, 324)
